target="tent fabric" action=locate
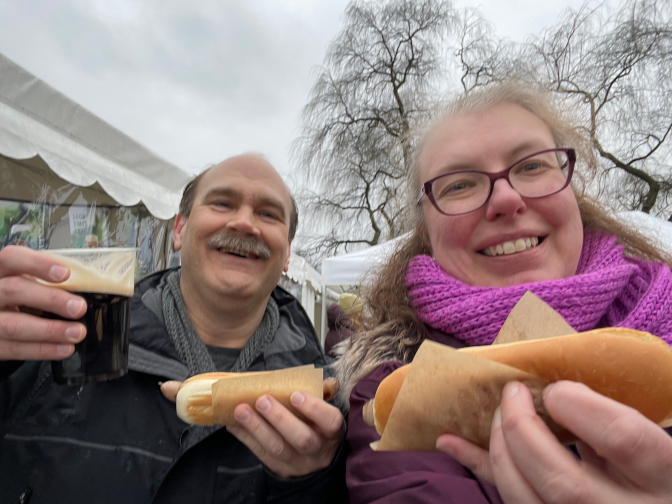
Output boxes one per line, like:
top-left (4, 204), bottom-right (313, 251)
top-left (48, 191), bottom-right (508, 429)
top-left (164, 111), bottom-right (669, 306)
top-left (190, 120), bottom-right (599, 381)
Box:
top-left (321, 234), bottom-right (409, 286)
top-left (0, 53), bottom-right (193, 220)
top-left (286, 254), bottom-right (322, 292)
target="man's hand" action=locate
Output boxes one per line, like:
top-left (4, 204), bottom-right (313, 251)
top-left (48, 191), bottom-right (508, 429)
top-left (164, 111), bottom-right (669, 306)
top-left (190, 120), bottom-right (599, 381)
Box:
top-left (0, 246), bottom-right (87, 361)
top-left (159, 378), bottom-right (346, 479)
top-left (436, 380), bottom-right (672, 504)
top-left (226, 390), bottom-right (345, 478)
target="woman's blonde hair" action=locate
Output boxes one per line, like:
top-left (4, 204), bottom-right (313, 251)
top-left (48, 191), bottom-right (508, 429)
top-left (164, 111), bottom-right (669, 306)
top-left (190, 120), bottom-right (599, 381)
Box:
top-left (335, 82), bottom-right (672, 405)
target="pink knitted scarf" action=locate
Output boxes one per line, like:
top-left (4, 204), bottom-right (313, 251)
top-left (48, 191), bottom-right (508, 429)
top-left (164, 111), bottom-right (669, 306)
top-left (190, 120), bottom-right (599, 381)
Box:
top-left (406, 229), bottom-right (672, 346)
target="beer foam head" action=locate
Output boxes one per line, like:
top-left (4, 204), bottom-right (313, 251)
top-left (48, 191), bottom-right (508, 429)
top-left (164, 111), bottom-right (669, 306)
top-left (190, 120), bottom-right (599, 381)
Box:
top-left (40, 248), bottom-right (136, 297)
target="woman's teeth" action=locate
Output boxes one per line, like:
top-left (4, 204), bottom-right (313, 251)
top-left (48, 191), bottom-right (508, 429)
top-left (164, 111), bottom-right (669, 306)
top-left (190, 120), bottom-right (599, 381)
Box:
top-left (482, 237), bottom-right (539, 257)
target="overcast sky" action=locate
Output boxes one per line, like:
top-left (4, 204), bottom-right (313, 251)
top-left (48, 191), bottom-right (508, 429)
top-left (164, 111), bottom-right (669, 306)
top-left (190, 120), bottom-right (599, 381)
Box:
top-left (0, 0), bottom-right (590, 189)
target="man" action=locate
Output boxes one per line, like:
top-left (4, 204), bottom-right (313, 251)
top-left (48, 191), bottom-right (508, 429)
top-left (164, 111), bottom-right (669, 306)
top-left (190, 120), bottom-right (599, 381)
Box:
top-left (0, 155), bottom-right (348, 503)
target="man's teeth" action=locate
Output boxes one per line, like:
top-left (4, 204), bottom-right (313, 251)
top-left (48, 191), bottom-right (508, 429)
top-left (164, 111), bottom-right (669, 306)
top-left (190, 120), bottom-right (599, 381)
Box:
top-left (219, 248), bottom-right (252, 258)
top-left (482, 237), bottom-right (539, 257)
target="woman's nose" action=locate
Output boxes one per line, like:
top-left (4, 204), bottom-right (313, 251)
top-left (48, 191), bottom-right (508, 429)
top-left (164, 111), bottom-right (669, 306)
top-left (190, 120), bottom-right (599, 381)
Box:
top-left (484, 178), bottom-right (527, 220)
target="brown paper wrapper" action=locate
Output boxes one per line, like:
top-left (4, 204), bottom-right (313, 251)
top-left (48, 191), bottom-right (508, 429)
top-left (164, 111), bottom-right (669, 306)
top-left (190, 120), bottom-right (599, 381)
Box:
top-left (211, 366), bottom-right (323, 425)
top-left (376, 340), bottom-right (573, 451)
top-left (372, 291), bottom-right (672, 451)
top-left (493, 291), bottom-right (576, 344)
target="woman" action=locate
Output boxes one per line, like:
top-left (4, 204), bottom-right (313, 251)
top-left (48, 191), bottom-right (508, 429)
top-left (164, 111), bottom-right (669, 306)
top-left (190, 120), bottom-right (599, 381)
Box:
top-left (337, 83), bottom-right (672, 504)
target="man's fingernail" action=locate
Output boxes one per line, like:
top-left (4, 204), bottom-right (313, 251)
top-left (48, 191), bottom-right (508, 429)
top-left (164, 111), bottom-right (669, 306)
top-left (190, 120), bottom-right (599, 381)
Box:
top-left (56, 344), bottom-right (74, 356)
top-left (65, 325), bottom-right (83, 342)
top-left (503, 381), bottom-right (519, 400)
top-left (235, 409), bottom-right (251, 423)
top-left (492, 406), bottom-right (502, 430)
top-left (66, 299), bottom-right (85, 317)
top-left (49, 265), bottom-right (69, 281)
top-left (256, 396), bottom-right (271, 413)
top-left (290, 391), bottom-right (305, 407)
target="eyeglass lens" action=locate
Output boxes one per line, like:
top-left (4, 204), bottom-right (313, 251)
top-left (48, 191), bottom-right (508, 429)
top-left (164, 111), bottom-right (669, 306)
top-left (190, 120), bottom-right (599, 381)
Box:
top-left (431, 150), bottom-right (570, 215)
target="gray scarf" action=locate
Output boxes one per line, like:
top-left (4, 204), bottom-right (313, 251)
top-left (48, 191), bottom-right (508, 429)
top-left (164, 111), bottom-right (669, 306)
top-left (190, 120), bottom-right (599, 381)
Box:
top-left (161, 269), bottom-right (280, 375)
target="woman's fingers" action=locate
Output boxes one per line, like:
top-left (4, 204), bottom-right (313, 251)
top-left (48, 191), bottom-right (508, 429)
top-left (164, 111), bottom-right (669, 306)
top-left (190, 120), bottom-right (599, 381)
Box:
top-left (436, 434), bottom-right (494, 483)
top-left (543, 381), bottom-right (672, 492)
top-left (496, 382), bottom-right (598, 502)
top-left (488, 404), bottom-right (546, 504)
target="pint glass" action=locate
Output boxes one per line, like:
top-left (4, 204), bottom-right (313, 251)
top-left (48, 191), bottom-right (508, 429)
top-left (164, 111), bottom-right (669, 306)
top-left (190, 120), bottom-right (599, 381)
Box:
top-left (41, 248), bottom-right (136, 385)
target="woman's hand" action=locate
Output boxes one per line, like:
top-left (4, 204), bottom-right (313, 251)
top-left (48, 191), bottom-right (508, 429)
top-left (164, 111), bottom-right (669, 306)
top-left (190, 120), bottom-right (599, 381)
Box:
top-left (437, 380), bottom-right (672, 504)
top-left (159, 379), bottom-right (345, 479)
top-left (0, 246), bottom-right (87, 361)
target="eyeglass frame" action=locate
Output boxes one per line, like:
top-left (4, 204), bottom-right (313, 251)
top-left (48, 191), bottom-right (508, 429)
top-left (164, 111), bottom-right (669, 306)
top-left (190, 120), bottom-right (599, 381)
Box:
top-left (417, 148), bottom-right (576, 216)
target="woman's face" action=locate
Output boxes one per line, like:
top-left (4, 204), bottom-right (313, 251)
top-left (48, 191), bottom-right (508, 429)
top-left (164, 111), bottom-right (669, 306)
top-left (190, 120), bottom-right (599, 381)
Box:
top-left (418, 103), bottom-right (583, 287)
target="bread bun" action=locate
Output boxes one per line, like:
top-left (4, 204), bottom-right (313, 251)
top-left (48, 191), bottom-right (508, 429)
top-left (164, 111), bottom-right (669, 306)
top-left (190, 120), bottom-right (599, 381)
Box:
top-left (365, 328), bottom-right (672, 446)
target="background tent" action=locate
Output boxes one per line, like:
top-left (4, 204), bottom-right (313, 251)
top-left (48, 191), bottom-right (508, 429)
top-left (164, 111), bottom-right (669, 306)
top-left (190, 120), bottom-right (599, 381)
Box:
top-left (319, 234), bottom-right (408, 343)
top-left (319, 212), bottom-right (672, 341)
top-left (0, 53), bottom-right (193, 275)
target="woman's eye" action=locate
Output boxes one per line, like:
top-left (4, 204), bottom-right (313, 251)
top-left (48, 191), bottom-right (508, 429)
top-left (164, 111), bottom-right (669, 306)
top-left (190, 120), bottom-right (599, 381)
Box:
top-left (437, 181), bottom-right (470, 199)
top-left (522, 162), bottom-right (542, 172)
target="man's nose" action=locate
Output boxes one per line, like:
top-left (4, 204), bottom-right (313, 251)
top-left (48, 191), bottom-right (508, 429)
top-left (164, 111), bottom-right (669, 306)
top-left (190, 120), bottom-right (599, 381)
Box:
top-left (226, 207), bottom-right (260, 235)
top-left (484, 178), bottom-right (527, 220)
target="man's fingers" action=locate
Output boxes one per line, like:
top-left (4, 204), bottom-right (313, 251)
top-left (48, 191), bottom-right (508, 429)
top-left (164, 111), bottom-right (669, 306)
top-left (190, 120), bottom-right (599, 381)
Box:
top-left (435, 434), bottom-right (494, 483)
top-left (231, 402), bottom-right (297, 467)
top-left (0, 311), bottom-right (85, 345)
top-left (288, 390), bottom-right (344, 439)
top-left (543, 380), bottom-right (672, 491)
top-left (0, 246), bottom-right (70, 282)
top-left (0, 339), bottom-right (74, 361)
top-left (253, 394), bottom-right (325, 456)
top-left (227, 424), bottom-right (268, 461)
top-left (0, 276), bottom-right (86, 318)
top-left (160, 381), bottom-right (181, 403)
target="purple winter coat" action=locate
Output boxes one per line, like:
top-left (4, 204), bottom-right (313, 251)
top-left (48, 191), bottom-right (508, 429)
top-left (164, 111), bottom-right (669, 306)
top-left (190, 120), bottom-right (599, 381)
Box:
top-left (346, 327), bottom-right (504, 504)
top-left (325, 303), bottom-right (355, 357)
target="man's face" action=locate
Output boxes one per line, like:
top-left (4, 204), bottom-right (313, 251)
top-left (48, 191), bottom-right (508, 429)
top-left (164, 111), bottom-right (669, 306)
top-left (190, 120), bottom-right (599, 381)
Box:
top-left (173, 155), bottom-right (292, 301)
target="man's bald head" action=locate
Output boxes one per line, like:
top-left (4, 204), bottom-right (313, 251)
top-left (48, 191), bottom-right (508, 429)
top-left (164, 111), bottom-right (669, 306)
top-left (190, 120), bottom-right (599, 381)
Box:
top-left (179, 154), bottom-right (299, 241)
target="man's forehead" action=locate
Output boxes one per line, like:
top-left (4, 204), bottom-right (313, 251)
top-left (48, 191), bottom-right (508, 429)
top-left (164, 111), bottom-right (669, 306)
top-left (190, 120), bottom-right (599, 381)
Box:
top-left (197, 156), bottom-right (292, 208)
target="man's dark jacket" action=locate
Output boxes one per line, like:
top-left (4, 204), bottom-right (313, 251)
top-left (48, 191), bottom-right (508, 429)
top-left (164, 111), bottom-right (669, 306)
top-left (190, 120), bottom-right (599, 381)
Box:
top-left (0, 270), bottom-right (348, 504)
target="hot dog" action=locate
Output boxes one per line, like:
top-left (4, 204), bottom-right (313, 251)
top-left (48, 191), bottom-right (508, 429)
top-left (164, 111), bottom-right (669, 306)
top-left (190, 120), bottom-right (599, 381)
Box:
top-left (176, 366), bottom-right (335, 425)
top-left (364, 328), bottom-right (672, 450)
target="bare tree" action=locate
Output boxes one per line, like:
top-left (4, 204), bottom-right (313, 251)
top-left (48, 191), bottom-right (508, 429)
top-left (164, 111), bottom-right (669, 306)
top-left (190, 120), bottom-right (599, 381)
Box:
top-left (292, 0), bottom-right (455, 264)
top-left (493, 0), bottom-right (672, 218)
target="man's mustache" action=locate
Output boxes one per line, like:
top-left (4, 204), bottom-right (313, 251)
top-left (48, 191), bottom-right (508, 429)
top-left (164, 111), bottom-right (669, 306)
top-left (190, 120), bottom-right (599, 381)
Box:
top-left (207, 232), bottom-right (272, 260)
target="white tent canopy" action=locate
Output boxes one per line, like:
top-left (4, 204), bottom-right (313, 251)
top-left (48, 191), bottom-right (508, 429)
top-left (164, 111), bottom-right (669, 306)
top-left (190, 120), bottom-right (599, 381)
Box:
top-left (285, 254), bottom-right (323, 326)
top-left (0, 53), bottom-right (192, 220)
top-left (321, 234), bottom-right (409, 286)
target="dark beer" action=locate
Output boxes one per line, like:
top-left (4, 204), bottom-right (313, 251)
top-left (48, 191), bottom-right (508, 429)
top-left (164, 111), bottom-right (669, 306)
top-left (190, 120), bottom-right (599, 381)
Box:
top-left (50, 292), bottom-right (131, 385)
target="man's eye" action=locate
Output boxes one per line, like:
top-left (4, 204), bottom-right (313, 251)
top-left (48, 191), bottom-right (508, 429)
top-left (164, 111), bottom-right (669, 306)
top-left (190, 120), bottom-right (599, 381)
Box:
top-left (214, 201), bottom-right (231, 208)
top-left (261, 211), bottom-right (278, 219)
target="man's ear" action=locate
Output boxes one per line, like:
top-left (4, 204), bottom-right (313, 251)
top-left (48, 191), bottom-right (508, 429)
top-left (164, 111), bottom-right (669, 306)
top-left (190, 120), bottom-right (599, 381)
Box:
top-left (173, 213), bottom-right (187, 251)
top-left (283, 241), bottom-right (292, 272)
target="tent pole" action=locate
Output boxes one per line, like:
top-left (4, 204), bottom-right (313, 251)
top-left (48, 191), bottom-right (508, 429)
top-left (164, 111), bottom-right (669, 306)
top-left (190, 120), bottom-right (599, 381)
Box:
top-left (320, 285), bottom-right (327, 350)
